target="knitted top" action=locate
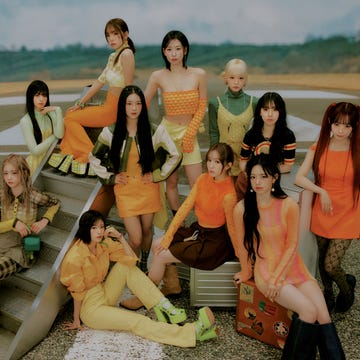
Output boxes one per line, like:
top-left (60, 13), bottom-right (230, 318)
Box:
top-left (162, 90), bottom-right (200, 116)
top-left (98, 44), bottom-right (131, 88)
top-left (161, 173), bottom-right (237, 249)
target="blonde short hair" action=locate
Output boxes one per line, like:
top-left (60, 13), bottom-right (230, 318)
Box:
top-left (221, 58), bottom-right (248, 85)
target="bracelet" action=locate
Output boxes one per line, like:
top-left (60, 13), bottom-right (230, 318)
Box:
top-left (75, 100), bottom-right (85, 109)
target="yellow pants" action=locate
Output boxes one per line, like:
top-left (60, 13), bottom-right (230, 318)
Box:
top-left (80, 263), bottom-right (196, 347)
top-left (60, 92), bottom-right (118, 162)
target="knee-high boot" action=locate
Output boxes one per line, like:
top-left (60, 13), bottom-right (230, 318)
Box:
top-left (317, 322), bottom-right (345, 360)
top-left (160, 263), bottom-right (182, 298)
top-left (281, 317), bottom-right (318, 360)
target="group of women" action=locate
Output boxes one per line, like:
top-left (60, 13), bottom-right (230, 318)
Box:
top-left (12, 16), bottom-right (360, 358)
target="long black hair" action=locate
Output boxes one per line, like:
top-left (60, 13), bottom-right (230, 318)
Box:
top-left (110, 85), bottom-right (155, 174)
top-left (243, 154), bottom-right (287, 263)
top-left (248, 92), bottom-right (290, 163)
top-left (25, 80), bottom-right (50, 144)
top-left (161, 30), bottom-right (189, 70)
top-left (75, 210), bottom-right (105, 245)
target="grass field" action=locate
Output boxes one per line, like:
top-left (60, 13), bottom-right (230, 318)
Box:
top-left (1, 72), bottom-right (360, 97)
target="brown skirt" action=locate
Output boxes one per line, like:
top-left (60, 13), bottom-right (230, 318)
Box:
top-left (169, 222), bottom-right (235, 270)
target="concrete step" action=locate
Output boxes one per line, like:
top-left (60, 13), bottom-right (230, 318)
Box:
top-left (36, 167), bottom-right (97, 202)
top-left (0, 328), bottom-right (15, 360)
top-left (0, 287), bottom-right (35, 333)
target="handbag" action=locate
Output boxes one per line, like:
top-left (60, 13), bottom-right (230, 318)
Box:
top-left (24, 235), bottom-right (41, 251)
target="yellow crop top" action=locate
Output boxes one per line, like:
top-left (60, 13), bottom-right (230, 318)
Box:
top-left (162, 90), bottom-right (199, 116)
top-left (98, 44), bottom-right (130, 88)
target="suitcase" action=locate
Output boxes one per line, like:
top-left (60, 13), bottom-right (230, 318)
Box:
top-left (236, 278), bottom-right (294, 349)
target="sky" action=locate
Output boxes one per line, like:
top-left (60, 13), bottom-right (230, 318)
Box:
top-left (1, 0), bottom-right (360, 50)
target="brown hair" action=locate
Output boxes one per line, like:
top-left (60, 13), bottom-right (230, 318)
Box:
top-left (104, 18), bottom-right (136, 64)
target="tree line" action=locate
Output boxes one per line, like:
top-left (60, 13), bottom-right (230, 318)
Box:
top-left (1, 35), bottom-right (359, 82)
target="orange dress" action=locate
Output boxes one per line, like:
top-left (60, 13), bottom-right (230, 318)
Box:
top-left (310, 145), bottom-right (360, 239)
top-left (114, 141), bottom-right (161, 218)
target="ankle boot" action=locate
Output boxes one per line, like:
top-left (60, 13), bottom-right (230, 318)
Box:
top-left (160, 264), bottom-right (182, 298)
top-left (139, 249), bottom-right (150, 273)
top-left (335, 274), bottom-right (356, 313)
top-left (153, 297), bottom-right (187, 324)
top-left (318, 322), bottom-right (345, 360)
top-left (281, 317), bottom-right (318, 360)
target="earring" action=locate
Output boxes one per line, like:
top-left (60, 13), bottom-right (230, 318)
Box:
top-left (250, 188), bottom-right (254, 193)
top-left (271, 187), bottom-right (275, 192)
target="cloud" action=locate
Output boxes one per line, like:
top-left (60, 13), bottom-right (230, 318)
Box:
top-left (0, 0), bottom-right (359, 50)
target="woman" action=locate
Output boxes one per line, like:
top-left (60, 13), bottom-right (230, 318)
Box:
top-left (60, 210), bottom-right (218, 346)
top-left (144, 30), bottom-right (207, 216)
top-left (295, 102), bottom-right (360, 313)
top-left (89, 85), bottom-right (181, 272)
top-left (0, 154), bottom-right (60, 279)
top-left (20, 80), bottom-right (64, 176)
top-left (234, 91), bottom-right (296, 200)
top-left (121, 143), bottom-right (237, 310)
top-left (49, 18), bottom-right (135, 179)
top-left (233, 154), bottom-right (344, 359)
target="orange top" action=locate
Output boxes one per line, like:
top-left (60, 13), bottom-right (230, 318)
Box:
top-left (161, 173), bottom-right (237, 249)
top-left (235, 197), bottom-right (314, 291)
top-left (310, 143), bottom-right (360, 238)
top-left (162, 90), bottom-right (200, 116)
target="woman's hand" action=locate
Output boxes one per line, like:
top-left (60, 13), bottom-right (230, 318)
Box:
top-left (67, 104), bottom-right (81, 113)
top-left (63, 319), bottom-right (83, 331)
top-left (40, 106), bottom-right (57, 115)
top-left (14, 220), bottom-right (31, 238)
top-left (233, 271), bottom-right (242, 287)
top-left (30, 218), bottom-right (49, 234)
top-left (115, 172), bottom-right (128, 185)
top-left (265, 283), bottom-right (281, 302)
top-left (319, 189), bottom-right (333, 215)
top-left (152, 237), bottom-right (166, 255)
top-left (104, 226), bottom-right (123, 239)
top-left (142, 172), bottom-right (153, 184)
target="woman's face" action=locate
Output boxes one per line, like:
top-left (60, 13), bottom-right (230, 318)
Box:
top-left (331, 117), bottom-right (352, 140)
top-left (163, 39), bottom-right (185, 67)
top-left (249, 165), bottom-right (275, 195)
top-left (225, 66), bottom-right (246, 93)
top-left (260, 101), bottom-right (279, 127)
top-left (3, 162), bottom-right (22, 192)
top-left (105, 25), bottom-right (125, 50)
top-left (90, 219), bottom-right (105, 244)
top-left (206, 150), bottom-right (230, 180)
top-left (33, 92), bottom-right (48, 112)
top-left (125, 93), bottom-right (142, 121)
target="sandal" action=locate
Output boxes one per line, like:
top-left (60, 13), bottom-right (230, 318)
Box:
top-left (153, 297), bottom-right (187, 324)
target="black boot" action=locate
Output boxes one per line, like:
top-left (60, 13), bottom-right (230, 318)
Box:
top-left (281, 317), bottom-right (318, 360)
top-left (335, 274), bottom-right (356, 313)
top-left (318, 322), bottom-right (345, 360)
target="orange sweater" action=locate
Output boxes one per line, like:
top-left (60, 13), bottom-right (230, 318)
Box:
top-left (161, 173), bottom-right (237, 249)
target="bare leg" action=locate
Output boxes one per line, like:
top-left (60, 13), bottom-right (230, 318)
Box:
top-left (123, 216), bottom-right (143, 256)
top-left (184, 163), bottom-right (202, 188)
top-left (166, 170), bottom-right (180, 212)
top-left (275, 280), bottom-right (331, 324)
top-left (148, 238), bottom-right (181, 284)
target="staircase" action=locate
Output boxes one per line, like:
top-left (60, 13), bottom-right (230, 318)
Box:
top-left (0, 145), bottom-right (102, 360)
